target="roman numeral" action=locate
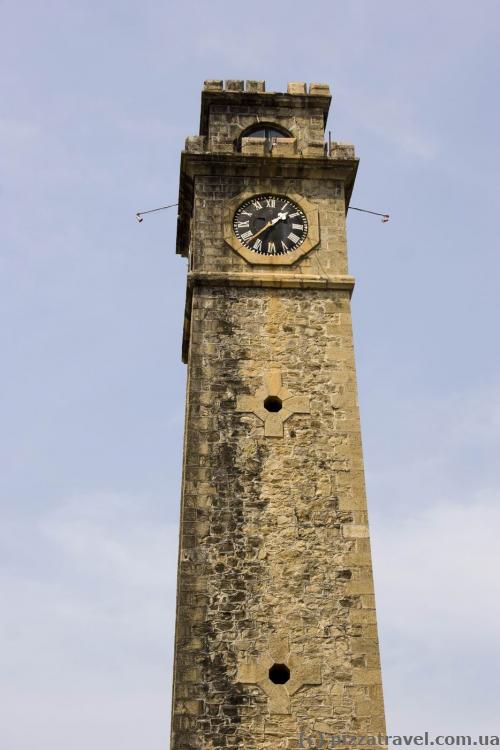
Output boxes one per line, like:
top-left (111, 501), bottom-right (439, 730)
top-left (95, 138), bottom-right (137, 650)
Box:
top-left (237, 220), bottom-right (250, 228)
top-left (240, 211), bottom-right (252, 217)
top-left (288, 232), bottom-right (300, 243)
top-left (292, 223), bottom-right (304, 230)
top-left (267, 241), bottom-right (276, 254)
top-left (289, 211), bottom-right (301, 218)
top-left (241, 230), bottom-right (252, 240)
top-left (281, 240), bottom-right (288, 251)
top-left (252, 200), bottom-right (263, 210)
top-left (265, 198), bottom-right (276, 208)
top-left (253, 238), bottom-right (262, 251)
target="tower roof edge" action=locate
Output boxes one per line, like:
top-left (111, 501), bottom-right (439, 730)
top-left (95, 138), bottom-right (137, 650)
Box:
top-left (199, 85), bottom-right (332, 134)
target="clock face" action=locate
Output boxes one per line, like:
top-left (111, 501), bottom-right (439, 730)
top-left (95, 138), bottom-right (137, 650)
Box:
top-left (232, 194), bottom-right (308, 256)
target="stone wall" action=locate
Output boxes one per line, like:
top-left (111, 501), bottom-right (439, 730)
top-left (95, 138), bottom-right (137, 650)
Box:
top-left (170, 284), bottom-right (386, 749)
top-left (170, 81), bottom-right (386, 750)
top-left (191, 174), bottom-right (348, 277)
top-left (194, 80), bottom-right (335, 157)
top-left (206, 102), bottom-right (325, 155)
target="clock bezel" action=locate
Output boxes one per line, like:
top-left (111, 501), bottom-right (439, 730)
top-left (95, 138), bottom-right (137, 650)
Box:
top-left (224, 190), bottom-right (320, 266)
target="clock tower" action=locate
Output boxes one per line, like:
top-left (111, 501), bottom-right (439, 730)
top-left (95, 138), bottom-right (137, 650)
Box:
top-left (170, 79), bottom-right (386, 749)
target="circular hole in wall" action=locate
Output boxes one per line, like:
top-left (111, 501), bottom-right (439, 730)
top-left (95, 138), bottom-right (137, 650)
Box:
top-left (269, 663), bottom-right (290, 684)
top-left (264, 396), bottom-right (282, 413)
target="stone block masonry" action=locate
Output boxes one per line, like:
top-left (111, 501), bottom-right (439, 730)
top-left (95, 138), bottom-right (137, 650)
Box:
top-left (171, 285), bottom-right (385, 748)
top-left (170, 81), bottom-right (386, 749)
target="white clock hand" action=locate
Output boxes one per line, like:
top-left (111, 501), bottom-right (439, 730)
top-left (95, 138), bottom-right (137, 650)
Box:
top-left (248, 214), bottom-right (281, 240)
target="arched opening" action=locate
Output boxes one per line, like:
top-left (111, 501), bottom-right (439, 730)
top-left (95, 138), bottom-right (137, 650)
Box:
top-left (237, 123), bottom-right (291, 151)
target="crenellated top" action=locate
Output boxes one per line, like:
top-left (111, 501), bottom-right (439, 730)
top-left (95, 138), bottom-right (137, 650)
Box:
top-left (196, 80), bottom-right (338, 156)
top-left (202, 80), bottom-right (330, 96)
top-left (175, 80), bottom-right (359, 258)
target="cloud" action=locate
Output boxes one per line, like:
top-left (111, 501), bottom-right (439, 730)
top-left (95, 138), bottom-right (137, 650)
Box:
top-left (0, 118), bottom-right (40, 147)
top-left (0, 492), bottom-right (178, 750)
top-left (373, 496), bottom-right (500, 737)
top-left (363, 381), bottom-right (500, 518)
top-left (366, 384), bottom-right (500, 738)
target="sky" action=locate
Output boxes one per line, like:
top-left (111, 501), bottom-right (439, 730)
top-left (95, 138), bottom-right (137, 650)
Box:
top-left (1, 1), bottom-right (499, 747)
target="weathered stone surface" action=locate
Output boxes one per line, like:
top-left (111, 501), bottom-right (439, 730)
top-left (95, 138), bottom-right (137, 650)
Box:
top-left (201, 99), bottom-right (326, 156)
top-left (246, 80), bottom-right (266, 93)
top-left (171, 285), bottom-right (386, 747)
top-left (204, 79), bottom-right (223, 91)
top-left (309, 82), bottom-right (331, 96)
top-left (241, 137), bottom-right (266, 156)
top-left (287, 81), bottom-right (307, 95)
top-left (330, 142), bottom-right (356, 159)
top-left (226, 79), bottom-right (245, 91)
top-left (236, 369), bottom-right (311, 437)
top-left (304, 140), bottom-right (327, 157)
top-left (184, 135), bottom-right (206, 153)
top-left (186, 82), bottom-right (349, 163)
top-left (170, 82), bottom-right (386, 749)
top-left (272, 137), bottom-right (297, 157)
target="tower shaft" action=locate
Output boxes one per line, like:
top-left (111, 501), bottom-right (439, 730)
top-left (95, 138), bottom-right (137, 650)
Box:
top-left (171, 80), bottom-right (386, 749)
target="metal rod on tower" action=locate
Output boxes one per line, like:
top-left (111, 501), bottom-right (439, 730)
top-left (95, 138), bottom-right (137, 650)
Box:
top-left (349, 206), bottom-right (390, 222)
top-left (135, 202), bottom-right (179, 222)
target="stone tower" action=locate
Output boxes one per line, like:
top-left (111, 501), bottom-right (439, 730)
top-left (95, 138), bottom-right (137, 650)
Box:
top-left (170, 80), bottom-right (386, 749)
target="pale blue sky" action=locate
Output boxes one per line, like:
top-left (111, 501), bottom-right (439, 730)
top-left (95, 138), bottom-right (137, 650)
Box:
top-left (1, 1), bottom-right (499, 747)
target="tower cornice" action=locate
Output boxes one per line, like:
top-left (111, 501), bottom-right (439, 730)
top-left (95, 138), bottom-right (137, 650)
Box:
top-left (181, 271), bottom-right (356, 362)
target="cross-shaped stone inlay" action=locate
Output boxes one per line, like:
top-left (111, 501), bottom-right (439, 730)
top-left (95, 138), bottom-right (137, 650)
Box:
top-left (236, 370), bottom-right (311, 437)
top-left (236, 635), bottom-right (321, 714)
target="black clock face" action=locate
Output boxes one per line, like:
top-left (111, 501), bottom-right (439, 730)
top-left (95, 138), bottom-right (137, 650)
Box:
top-left (232, 194), bottom-right (308, 256)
